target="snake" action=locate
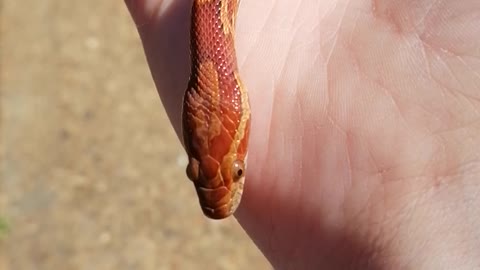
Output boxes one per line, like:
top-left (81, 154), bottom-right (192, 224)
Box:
top-left (182, 0), bottom-right (251, 219)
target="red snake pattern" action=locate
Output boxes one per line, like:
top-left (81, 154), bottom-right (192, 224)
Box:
top-left (182, 0), bottom-right (251, 219)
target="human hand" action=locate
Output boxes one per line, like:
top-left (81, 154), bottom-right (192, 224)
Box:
top-left (126, 0), bottom-right (480, 268)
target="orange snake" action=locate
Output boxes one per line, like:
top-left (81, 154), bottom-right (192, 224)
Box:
top-left (182, 0), bottom-right (251, 219)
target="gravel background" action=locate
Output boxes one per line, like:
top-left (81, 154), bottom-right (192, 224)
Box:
top-left (1, 1), bottom-right (270, 269)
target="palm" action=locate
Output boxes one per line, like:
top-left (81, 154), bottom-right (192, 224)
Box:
top-left (129, 0), bottom-right (480, 268)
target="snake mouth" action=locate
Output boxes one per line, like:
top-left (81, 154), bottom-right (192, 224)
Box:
top-left (195, 184), bottom-right (242, 219)
top-left (200, 204), bottom-right (233, 220)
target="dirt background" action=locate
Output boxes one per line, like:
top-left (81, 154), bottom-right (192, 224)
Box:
top-left (0, 1), bottom-right (270, 269)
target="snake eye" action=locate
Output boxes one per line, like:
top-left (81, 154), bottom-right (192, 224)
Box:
top-left (231, 160), bottom-right (245, 181)
top-left (186, 158), bottom-right (199, 181)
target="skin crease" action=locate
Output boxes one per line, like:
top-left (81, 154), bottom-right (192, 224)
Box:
top-left (126, 0), bottom-right (480, 269)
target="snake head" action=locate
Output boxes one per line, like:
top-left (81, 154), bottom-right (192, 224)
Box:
top-left (182, 0), bottom-right (251, 219)
top-left (186, 154), bottom-right (247, 219)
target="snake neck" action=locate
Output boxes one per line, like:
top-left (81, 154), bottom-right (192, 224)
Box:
top-left (190, 0), bottom-right (239, 75)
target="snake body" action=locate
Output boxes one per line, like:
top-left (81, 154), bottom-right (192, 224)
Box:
top-left (182, 0), bottom-right (251, 219)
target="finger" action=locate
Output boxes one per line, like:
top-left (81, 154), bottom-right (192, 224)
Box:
top-left (125, 0), bottom-right (192, 137)
top-left (124, 0), bottom-right (160, 27)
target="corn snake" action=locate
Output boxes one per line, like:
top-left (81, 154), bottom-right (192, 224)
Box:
top-left (182, 0), bottom-right (251, 219)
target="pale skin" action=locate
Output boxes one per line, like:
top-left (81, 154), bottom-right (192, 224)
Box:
top-left (125, 0), bottom-right (480, 269)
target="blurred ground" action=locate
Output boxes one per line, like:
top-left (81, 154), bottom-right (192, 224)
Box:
top-left (0, 1), bottom-right (270, 269)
